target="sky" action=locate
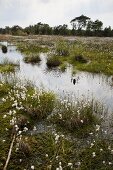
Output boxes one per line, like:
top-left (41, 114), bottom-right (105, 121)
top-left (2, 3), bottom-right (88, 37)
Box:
top-left (0, 0), bottom-right (113, 28)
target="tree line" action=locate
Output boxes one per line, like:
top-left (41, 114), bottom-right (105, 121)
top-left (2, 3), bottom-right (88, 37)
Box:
top-left (0, 15), bottom-right (113, 37)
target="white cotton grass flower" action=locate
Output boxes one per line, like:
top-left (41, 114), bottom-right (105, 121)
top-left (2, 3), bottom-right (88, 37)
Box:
top-left (33, 126), bottom-right (37, 131)
top-left (8, 110), bottom-right (12, 116)
top-left (68, 162), bottom-right (73, 166)
top-left (111, 150), bottom-right (113, 154)
top-left (80, 119), bottom-right (83, 123)
top-left (56, 167), bottom-right (62, 170)
top-left (23, 127), bottom-right (28, 132)
top-left (31, 165), bottom-right (35, 169)
top-left (2, 98), bottom-right (6, 102)
top-left (15, 124), bottom-right (19, 131)
top-left (19, 159), bottom-right (22, 162)
top-left (45, 154), bottom-right (48, 157)
top-left (18, 131), bottom-right (22, 135)
top-left (15, 147), bottom-right (19, 152)
top-left (55, 134), bottom-right (60, 143)
top-left (96, 125), bottom-right (100, 131)
top-left (90, 143), bottom-right (94, 148)
top-left (109, 162), bottom-right (112, 165)
top-left (92, 152), bottom-right (96, 157)
top-left (3, 114), bottom-right (7, 118)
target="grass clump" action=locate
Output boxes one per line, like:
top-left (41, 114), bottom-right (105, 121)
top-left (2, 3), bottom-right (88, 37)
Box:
top-left (49, 100), bottom-right (101, 137)
top-left (24, 88), bottom-right (55, 120)
top-left (46, 55), bottom-right (62, 67)
top-left (0, 82), bottom-right (55, 121)
top-left (56, 40), bottom-right (70, 56)
top-left (60, 63), bottom-right (67, 72)
top-left (24, 54), bottom-right (41, 64)
top-left (1, 45), bottom-right (7, 53)
top-left (0, 58), bottom-right (19, 73)
top-left (17, 42), bottom-right (48, 54)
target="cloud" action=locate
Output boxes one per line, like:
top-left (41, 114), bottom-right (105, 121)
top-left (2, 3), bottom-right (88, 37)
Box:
top-left (0, 0), bottom-right (113, 28)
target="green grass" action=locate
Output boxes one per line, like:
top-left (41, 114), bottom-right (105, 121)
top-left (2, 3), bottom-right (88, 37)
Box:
top-left (17, 42), bottom-right (49, 54)
top-left (56, 40), bottom-right (70, 56)
top-left (0, 58), bottom-right (19, 73)
top-left (60, 63), bottom-right (67, 72)
top-left (53, 39), bottom-right (113, 75)
top-left (79, 139), bottom-right (113, 170)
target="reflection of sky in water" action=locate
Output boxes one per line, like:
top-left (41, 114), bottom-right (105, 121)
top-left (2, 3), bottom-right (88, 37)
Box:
top-left (0, 42), bottom-right (113, 111)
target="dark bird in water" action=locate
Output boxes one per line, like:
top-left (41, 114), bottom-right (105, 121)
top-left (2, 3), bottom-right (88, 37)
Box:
top-left (71, 76), bottom-right (80, 85)
top-left (73, 78), bottom-right (76, 85)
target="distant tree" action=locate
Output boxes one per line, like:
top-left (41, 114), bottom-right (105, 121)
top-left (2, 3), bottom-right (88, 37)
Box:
top-left (92, 20), bottom-right (103, 31)
top-left (5, 26), bottom-right (11, 34)
top-left (103, 26), bottom-right (112, 37)
top-left (86, 20), bottom-right (93, 31)
top-left (11, 25), bottom-right (25, 35)
top-left (53, 24), bottom-right (69, 35)
top-left (70, 15), bottom-right (90, 30)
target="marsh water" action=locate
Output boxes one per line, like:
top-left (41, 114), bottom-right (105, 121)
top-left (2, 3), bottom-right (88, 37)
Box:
top-left (0, 41), bottom-right (113, 113)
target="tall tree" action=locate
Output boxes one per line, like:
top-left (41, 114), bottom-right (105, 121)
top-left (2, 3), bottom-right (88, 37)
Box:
top-left (70, 15), bottom-right (90, 30)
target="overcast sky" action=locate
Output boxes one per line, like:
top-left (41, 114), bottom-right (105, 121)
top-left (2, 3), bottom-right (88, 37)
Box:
top-left (0, 0), bottom-right (113, 28)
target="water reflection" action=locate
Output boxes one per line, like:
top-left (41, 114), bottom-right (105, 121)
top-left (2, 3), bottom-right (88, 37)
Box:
top-left (0, 41), bottom-right (113, 112)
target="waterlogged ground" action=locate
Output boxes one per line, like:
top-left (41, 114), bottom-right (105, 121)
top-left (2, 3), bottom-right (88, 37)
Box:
top-left (0, 41), bottom-right (113, 111)
top-left (1, 37), bottom-right (113, 170)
